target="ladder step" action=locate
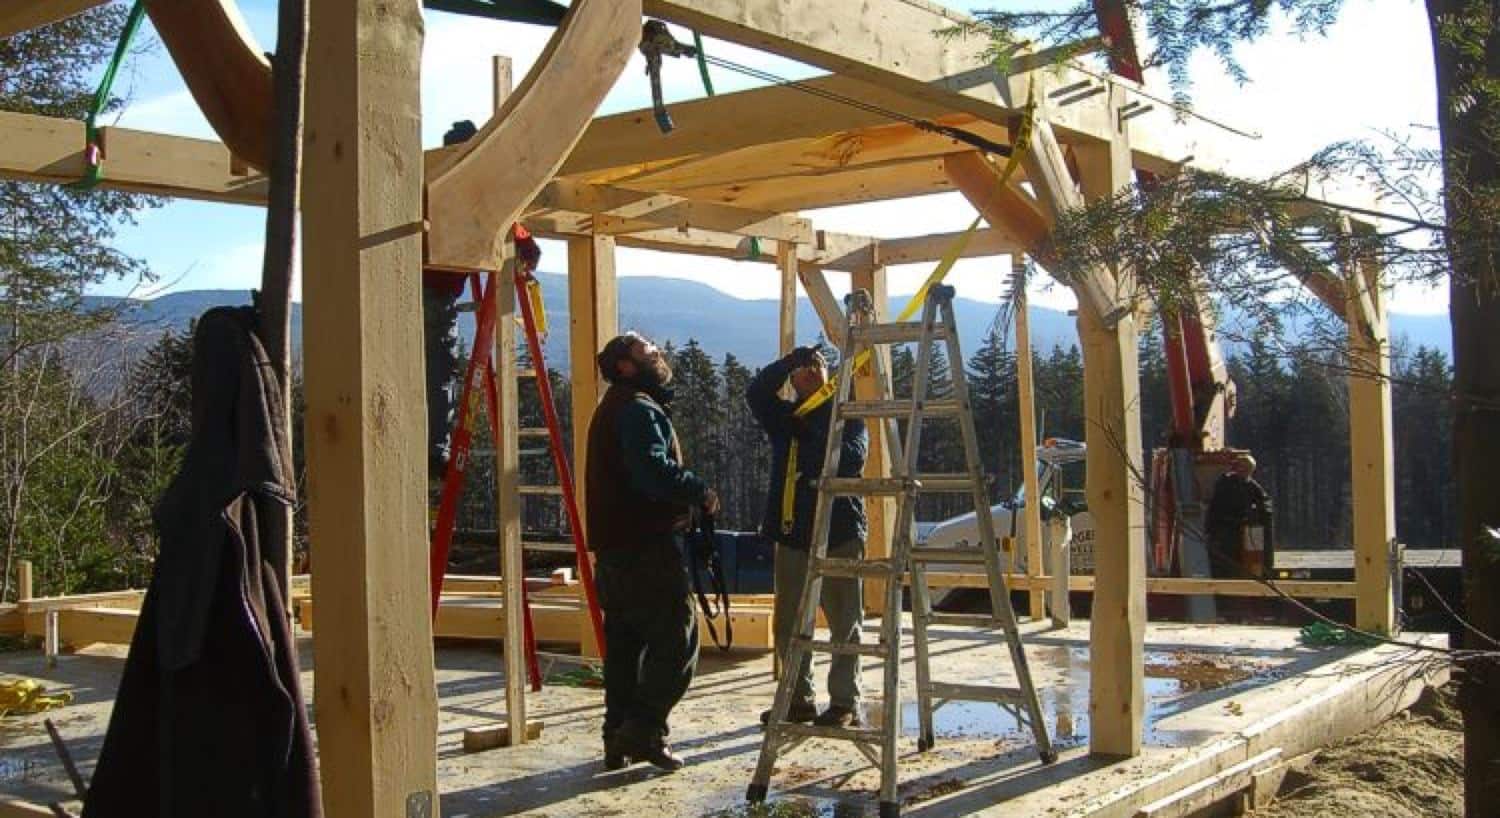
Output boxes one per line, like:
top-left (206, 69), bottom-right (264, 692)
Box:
top-left (909, 547), bottom-right (991, 564)
top-left (820, 477), bottom-right (917, 496)
top-left (815, 557), bottom-right (898, 579)
top-left (772, 723), bottom-right (885, 744)
top-left (791, 637), bottom-right (887, 658)
top-left (518, 485), bottom-right (564, 496)
top-left (925, 682), bottom-right (1026, 705)
top-left (911, 473), bottom-right (982, 492)
top-left (519, 427), bottom-right (551, 438)
top-left (840, 399), bottom-right (960, 418)
top-left (518, 368), bottom-right (538, 378)
top-left (523, 541), bottom-right (577, 553)
top-left (851, 322), bottom-right (950, 344)
top-left (923, 611), bottom-right (1005, 628)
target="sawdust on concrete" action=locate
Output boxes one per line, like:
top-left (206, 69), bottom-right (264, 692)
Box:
top-left (1254, 684), bottom-right (1462, 818)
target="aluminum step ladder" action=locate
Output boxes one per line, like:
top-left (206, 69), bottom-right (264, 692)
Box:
top-left (747, 284), bottom-right (1054, 818)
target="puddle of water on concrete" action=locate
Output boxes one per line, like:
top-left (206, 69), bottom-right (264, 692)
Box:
top-left (866, 646), bottom-right (1289, 749)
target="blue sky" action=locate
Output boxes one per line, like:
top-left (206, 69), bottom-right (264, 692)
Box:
top-left (91, 0), bottom-right (1448, 315)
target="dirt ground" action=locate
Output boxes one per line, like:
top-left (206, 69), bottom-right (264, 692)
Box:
top-left (1255, 685), bottom-right (1462, 818)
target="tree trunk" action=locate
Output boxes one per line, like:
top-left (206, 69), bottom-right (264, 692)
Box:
top-left (1426, 0), bottom-right (1500, 811)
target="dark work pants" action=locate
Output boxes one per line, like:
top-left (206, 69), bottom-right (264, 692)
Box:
top-left (596, 538), bottom-right (699, 736)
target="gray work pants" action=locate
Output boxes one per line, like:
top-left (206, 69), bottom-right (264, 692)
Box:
top-left (773, 538), bottom-right (864, 709)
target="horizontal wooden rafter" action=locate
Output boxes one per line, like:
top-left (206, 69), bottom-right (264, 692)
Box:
top-left (529, 179), bottom-right (813, 242)
top-left (0, 111), bottom-right (267, 204)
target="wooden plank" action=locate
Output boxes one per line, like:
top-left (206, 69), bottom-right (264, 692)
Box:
top-left (0, 796), bottom-right (56, 818)
top-left (850, 266), bottom-right (896, 615)
top-left (145, 0), bottom-right (274, 171)
top-left (1014, 256), bottom-right (1048, 623)
top-left (495, 257), bottom-right (528, 745)
top-left (532, 180), bottom-right (813, 243)
top-left (426, 0), bottom-right (641, 271)
top-left (56, 607), bottom-right (137, 647)
top-left (0, 0), bottom-right (105, 38)
top-left (778, 241), bottom-right (798, 355)
top-left (917, 572), bottom-right (1360, 599)
top-left (1345, 249), bottom-right (1396, 635)
top-left (18, 589), bottom-right (144, 615)
top-left (0, 605), bottom-right (20, 637)
top-left (669, 156), bottom-right (954, 213)
top-left (463, 720), bottom-right (544, 753)
top-left (1135, 748), bottom-right (1283, 818)
top-left (17, 560), bottom-right (32, 602)
top-left (0, 111), bottom-right (268, 205)
top-left (301, 0), bottom-right (437, 813)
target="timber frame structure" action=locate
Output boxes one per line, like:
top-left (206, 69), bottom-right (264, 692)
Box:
top-left (0, 0), bottom-right (1399, 813)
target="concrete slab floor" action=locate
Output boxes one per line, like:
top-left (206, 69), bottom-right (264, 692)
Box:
top-left (0, 619), bottom-right (1445, 817)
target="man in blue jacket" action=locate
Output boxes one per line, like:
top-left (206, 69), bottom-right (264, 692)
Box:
top-left (747, 345), bottom-right (869, 728)
top-left (587, 332), bottom-right (719, 772)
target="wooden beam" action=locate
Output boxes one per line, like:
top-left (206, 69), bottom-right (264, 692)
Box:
top-left (301, 0), bottom-right (437, 813)
top-left (778, 242), bottom-right (798, 354)
top-left (669, 156), bottom-right (955, 213)
top-left (531, 180), bottom-right (813, 242)
top-left (426, 0), bottom-right (641, 271)
top-left (0, 111), bottom-right (267, 205)
top-left (495, 256), bottom-right (528, 743)
top-left (850, 266), bottom-right (896, 615)
top-left (1, 0), bottom-right (105, 36)
top-left (797, 266), bottom-right (846, 341)
top-left (944, 152), bottom-right (1054, 265)
top-left (568, 235), bottom-right (618, 529)
top-left (879, 226), bottom-right (1021, 266)
top-left (463, 720), bottom-right (544, 753)
top-left (1023, 119), bottom-right (1122, 322)
top-left (1014, 256), bottom-right (1048, 623)
top-left (1076, 107), bottom-right (1147, 758)
top-left (17, 560), bottom-right (32, 603)
top-left (561, 73), bottom-right (957, 178)
top-left (918, 573), bottom-right (1360, 599)
top-left (1346, 250), bottom-right (1396, 635)
top-left (145, 0), bottom-right (274, 171)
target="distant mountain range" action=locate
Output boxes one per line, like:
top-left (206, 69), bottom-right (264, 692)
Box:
top-left (87, 274), bottom-right (1453, 373)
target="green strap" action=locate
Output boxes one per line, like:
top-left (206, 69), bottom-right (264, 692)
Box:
top-left (692, 30), bottom-right (715, 96)
top-left (74, 0), bottom-right (148, 190)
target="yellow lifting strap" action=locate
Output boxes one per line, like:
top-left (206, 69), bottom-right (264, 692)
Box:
top-left (778, 83), bottom-right (1037, 535)
top-left (525, 275), bottom-right (548, 337)
top-left (0, 678), bottom-right (73, 719)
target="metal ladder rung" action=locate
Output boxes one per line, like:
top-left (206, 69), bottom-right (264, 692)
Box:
top-left (840, 399), bottom-right (960, 418)
top-left (851, 322), bottom-right (950, 344)
top-left (909, 547), bottom-right (991, 564)
top-left (518, 485), bottom-right (564, 496)
top-left (791, 637), bottom-right (887, 658)
top-left (522, 541), bottom-right (577, 553)
top-left (911, 474), bottom-right (982, 492)
top-left (519, 427), bottom-right (551, 437)
top-left (518, 368), bottom-right (538, 378)
top-left (815, 557), bottom-right (898, 579)
top-left (926, 682), bottom-right (1026, 705)
top-left (773, 723), bottom-right (885, 744)
top-left (820, 477), bottom-right (917, 495)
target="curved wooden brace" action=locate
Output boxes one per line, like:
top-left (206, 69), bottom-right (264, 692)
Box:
top-left (145, 0), bottom-right (273, 171)
top-left (1, 0), bottom-right (108, 38)
top-left (426, 0), bottom-right (642, 272)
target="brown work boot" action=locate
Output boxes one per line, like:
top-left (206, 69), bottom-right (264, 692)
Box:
top-left (760, 699), bottom-right (818, 726)
top-left (813, 704), bottom-right (862, 728)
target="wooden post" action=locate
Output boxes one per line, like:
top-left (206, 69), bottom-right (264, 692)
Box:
top-left (1073, 90), bottom-right (1146, 758)
top-left (850, 265), bottom-right (895, 614)
top-left (17, 560), bottom-right (32, 602)
top-left (496, 258), bottom-right (528, 743)
top-left (492, 55), bottom-right (513, 115)
top-left (567, 235), bottom-right (618, 525)
top-left (568, 235), bottom-right (616, 660)
top-left (777, 240), bottom-right (798, 355)
top-left (1014, 256), bottom-right (1048, 623)
top-left (301, 0), bottom-right (438, 813)
top-left (1345, 246), bottom-right (1396, 635)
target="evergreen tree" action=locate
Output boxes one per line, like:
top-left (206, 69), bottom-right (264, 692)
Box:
top-left (968, 323), bottom-right (1019, 501)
